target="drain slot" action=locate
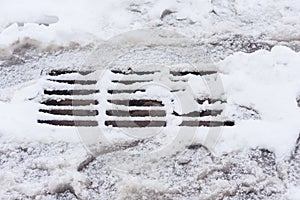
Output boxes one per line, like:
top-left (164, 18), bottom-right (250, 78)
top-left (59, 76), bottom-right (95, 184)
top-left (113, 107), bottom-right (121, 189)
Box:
top-left (105, 120), bottom-right (166, 127)
top-left (173, 110), bottom-right (222, 117)
top-left (38, 120), bottom-right (98, 127)
top-left (106, 110), bottom-right (166, 117)
top-left (38, 69), bottom-right (99, 127)
top-left (48, 70), bottom-right (94, 76)
top-left (112, 80), bottom-right (151, 85)
top-left (171, 71), bottom-right (217, 76)
top-left (107, 89), bottom-right (145, 94)
top-left (108, 99), bottom-right (164, 107)
top-left (41, 99), bottom-right (98, 106)
top-left (197, 98), bottom-right (226, 104)
top-left (44, 89), bottom-right (99, 95)
top-left (39, 109), bottom-right (99, 116)
top-left (111, 70), bottom-right (158, 75)
top-left (48, 79), bottom-right (97, 85)
top-left (180, 120), bottom-right (235, 127)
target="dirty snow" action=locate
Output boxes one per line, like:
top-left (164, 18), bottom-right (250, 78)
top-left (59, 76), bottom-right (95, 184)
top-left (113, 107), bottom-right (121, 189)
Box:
top-left (1, 0), bottom-right (300, 54)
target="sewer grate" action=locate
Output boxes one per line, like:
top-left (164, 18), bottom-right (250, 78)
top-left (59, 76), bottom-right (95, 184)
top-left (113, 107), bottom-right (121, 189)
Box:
top-left (37, 68), bottom-right (234, 128)
top-left (38, 70), bottom-right (100, 127)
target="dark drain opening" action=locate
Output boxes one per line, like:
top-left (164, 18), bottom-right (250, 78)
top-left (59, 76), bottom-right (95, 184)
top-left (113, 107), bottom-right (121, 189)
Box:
top-left (180, 120), bottom-right (235, 127)
top-left (39, 109), bottom-right (99, 116)
top-left (105, 120), bottom-right (166, 127)
top-left (106, 110), bottom-right (166, 117)
top-left (111, 70), bottom-right (158, 75)
top-left (107, 89), bottom-right (145, 94)
top-left (38, 120), bottom-right (98, 127)
top-left (48, 70), bottom-right (94, 76)
top-left (41, 99), bottom-right (99, 106)
top-left (173, 110), bottom-right (222, 117)
top-left (170, 89), bottom-right (185, 92)
top-left (170, 71), bottom-right (217, 76)
top-left (197, 98), bottom-right (226, 104)
top-left (44, 89), bottom-right (99, 95)
top-left (48, 79), bottom-right (97, 85)
top-left (38, 69), bottom-right (100, 127)
top-left (108, 99), bottom-right (164, 107)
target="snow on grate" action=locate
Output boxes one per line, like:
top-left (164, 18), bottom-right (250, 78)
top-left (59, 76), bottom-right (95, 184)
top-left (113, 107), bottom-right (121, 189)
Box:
top-left (37, 70), bottom-right (99, 127)
top-left (37, 68), bottom-right (234, 128)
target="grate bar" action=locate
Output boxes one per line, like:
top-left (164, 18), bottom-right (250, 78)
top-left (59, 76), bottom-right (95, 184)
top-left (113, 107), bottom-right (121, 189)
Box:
top-left (48, 70), bottom-right (94, 76)
top-left (170, 71), bottom-right (217, 76)
top-left (106, 110), bottom-right (166, 117)
top-left (112, 80), bottom-right (151, 85)
top-left (37, 120), bottom-right (98, 126)
top-left (39, 109), bottom-right (99, 116)
top-left (108, 99), bottom-right (164, 107)
top-left (105, 120), bottom-right (166, 127)
top-left (111, 70), bottom-right (158, 75)
top-left (44, 89), bottom-right (99, 95)
top-left (173, 110), bottom-right (222, 117)
top-left (197, 98), bottom-right (226, 104)
top-left (41, 99), bottom-right (99, 106)
top-left (180, 120), bottom-right (234, 127)
top-left (47, 79), bottom-right (97, 85)
top-left (107, 89), bottom-right (145, 94)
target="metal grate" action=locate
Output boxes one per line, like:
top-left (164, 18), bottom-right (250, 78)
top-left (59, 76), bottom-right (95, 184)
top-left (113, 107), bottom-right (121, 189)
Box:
top-left (37, 69), bottom-right (234, 128)
top-left (38, 70), bottom-right (99, 127)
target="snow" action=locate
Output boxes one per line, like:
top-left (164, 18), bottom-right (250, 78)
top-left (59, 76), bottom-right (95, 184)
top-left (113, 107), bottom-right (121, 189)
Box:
top-left (1, 0), bottom-right (300, 199)
top-left (218, 46), bottom-right (300, 157)
top-left (1, 0), bottom-right (300, 54)
top-left (0, 45), bottom-right (299, 159)
top-left (0, 80), bottom-right (82, 143)
top-left (286, 186), bottom-right (300, 200)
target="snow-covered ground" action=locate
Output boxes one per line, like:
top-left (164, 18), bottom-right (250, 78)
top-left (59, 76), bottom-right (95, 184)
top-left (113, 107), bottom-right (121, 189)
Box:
top-left (1, 0), bottom-right (300, 199)
top-left (1, 0), bottom-right (300, 52)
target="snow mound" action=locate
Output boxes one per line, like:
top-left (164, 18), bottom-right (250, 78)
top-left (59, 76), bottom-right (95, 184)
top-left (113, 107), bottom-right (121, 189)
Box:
top-left (218, 46), bottom-right (300, 157)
